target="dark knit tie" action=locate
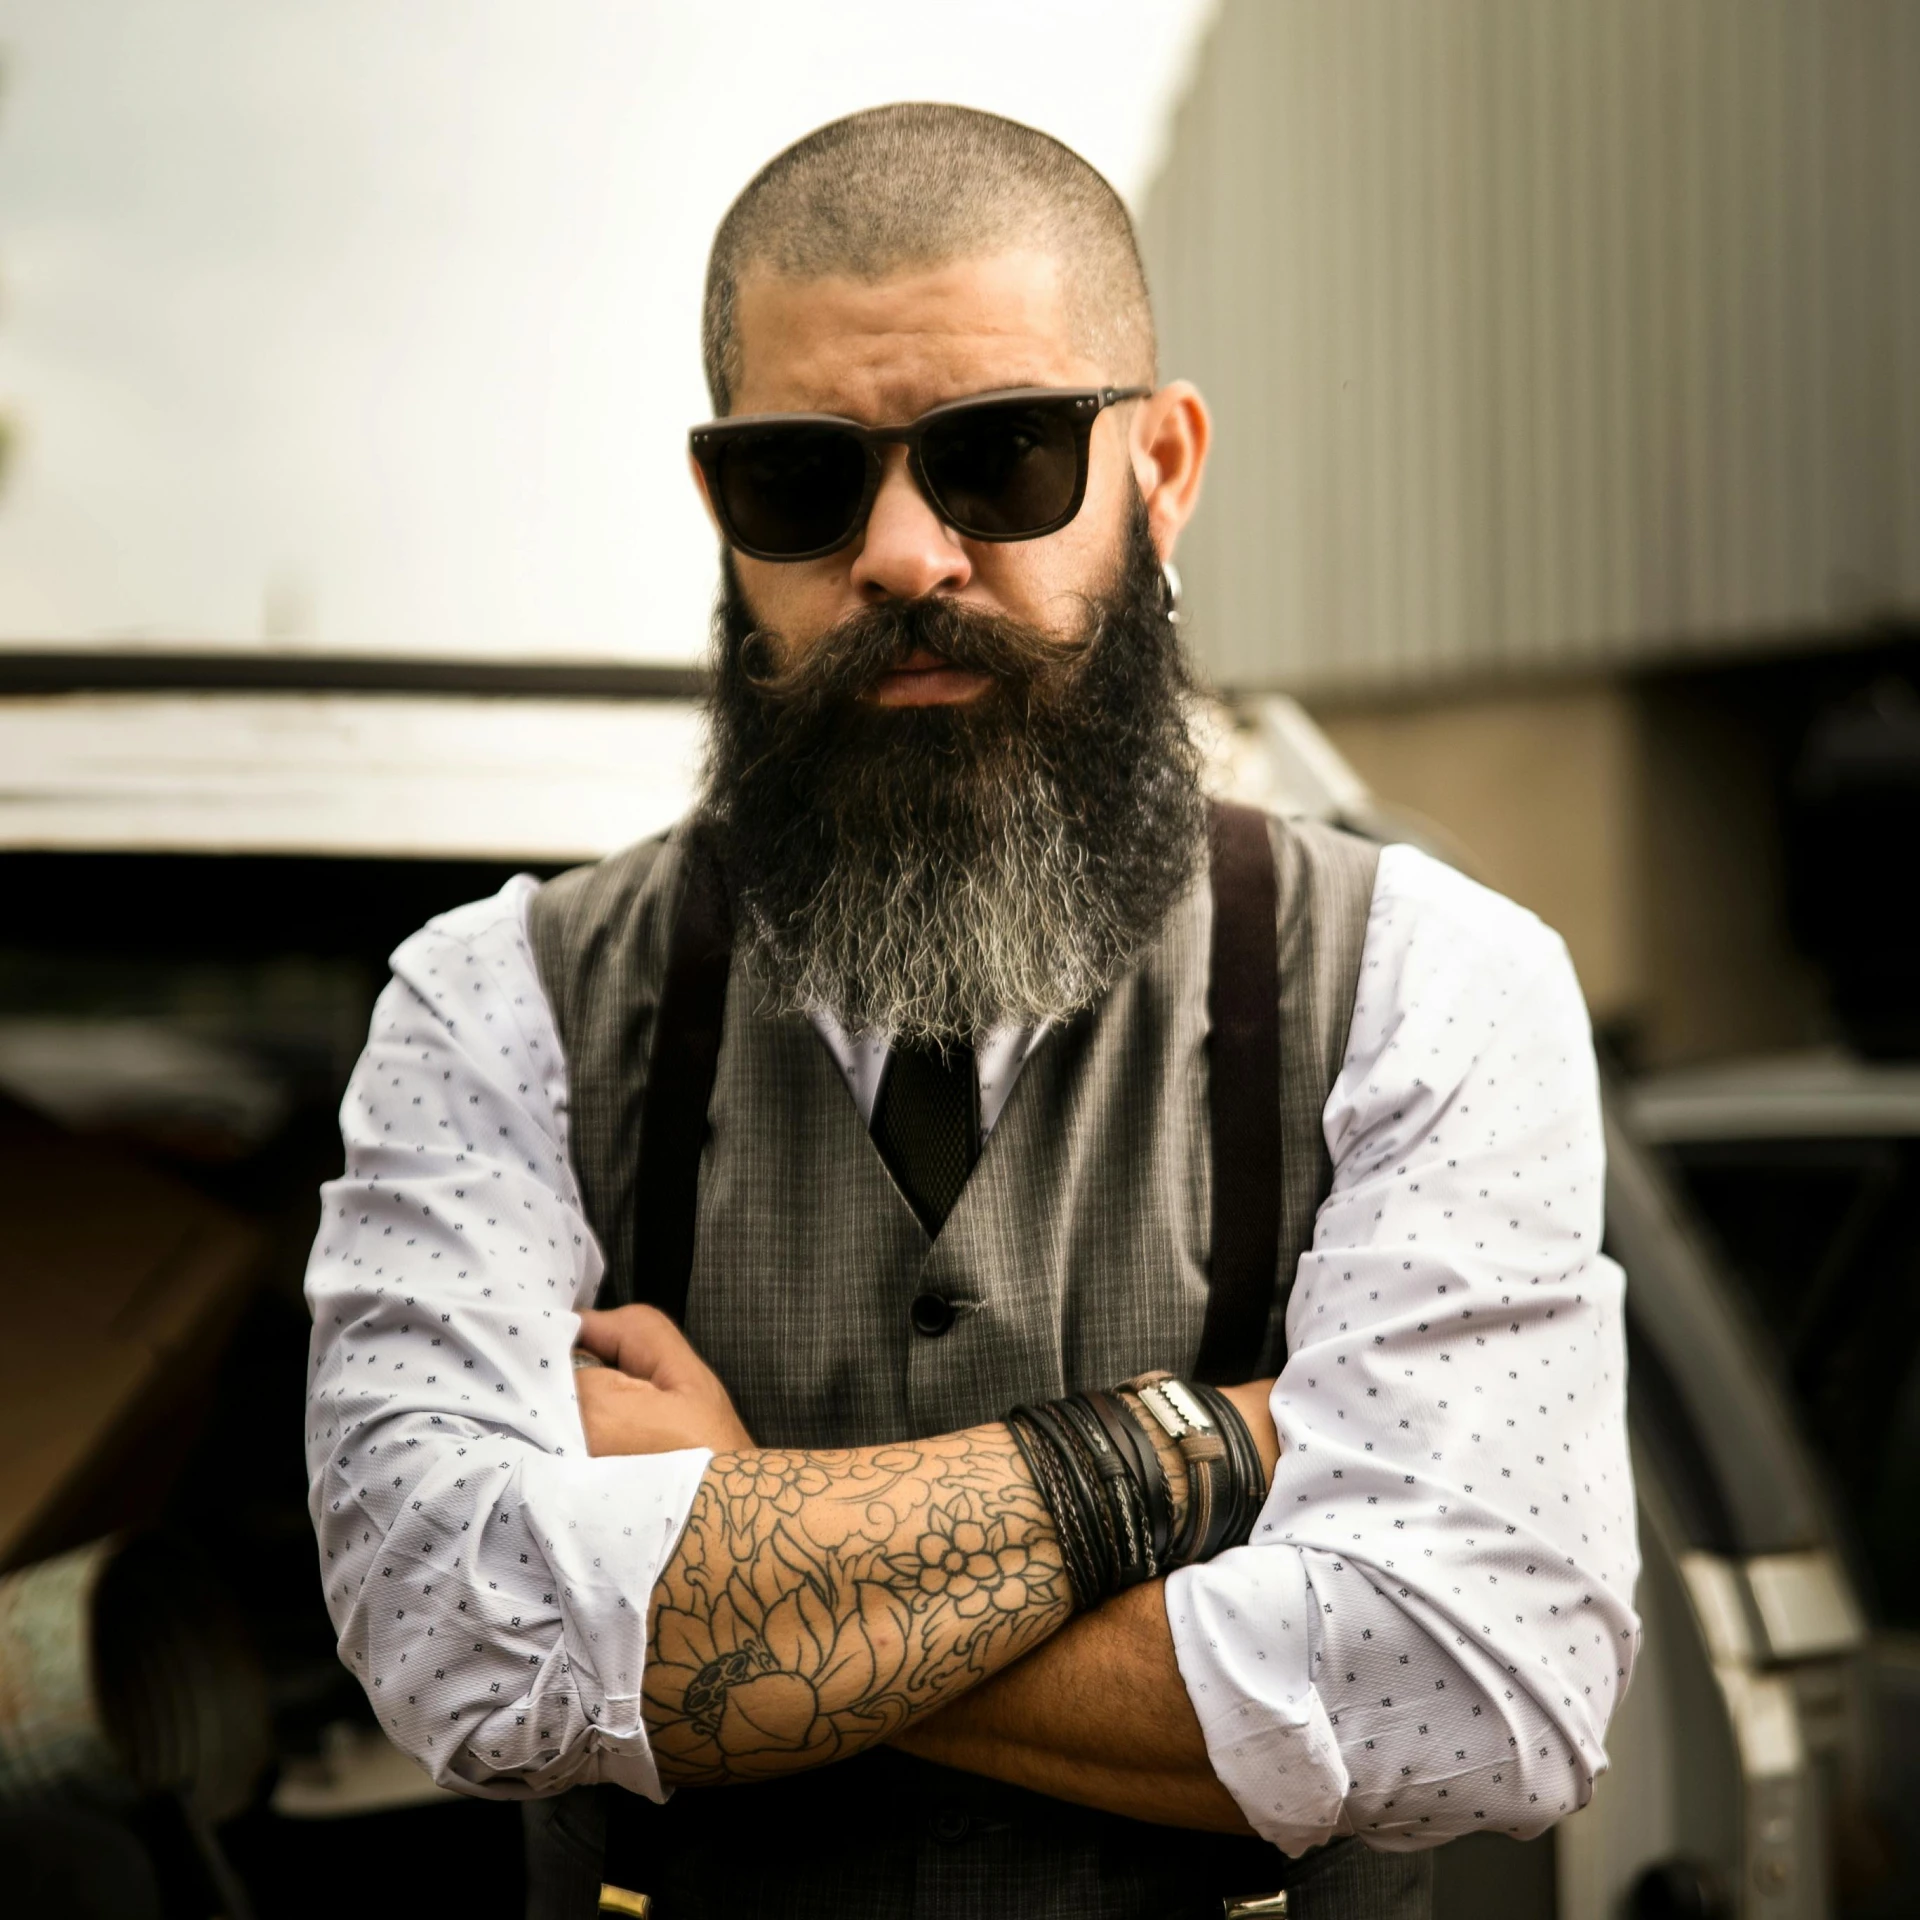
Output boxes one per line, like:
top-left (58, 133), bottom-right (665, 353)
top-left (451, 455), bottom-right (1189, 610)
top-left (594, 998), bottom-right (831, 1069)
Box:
top-left (871, 1039), bottom-right (979, 1233)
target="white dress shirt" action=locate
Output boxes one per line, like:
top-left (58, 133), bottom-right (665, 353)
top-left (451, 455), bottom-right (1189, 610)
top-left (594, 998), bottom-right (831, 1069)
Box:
top-left (304, 840), bottom-right (1639, 1849)
top-left (810, 1009), bottom-right (1051, 1139)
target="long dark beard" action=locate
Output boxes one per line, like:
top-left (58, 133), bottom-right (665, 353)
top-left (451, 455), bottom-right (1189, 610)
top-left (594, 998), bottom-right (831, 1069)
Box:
top-left (697, 506), bottom-right (1206, 1044)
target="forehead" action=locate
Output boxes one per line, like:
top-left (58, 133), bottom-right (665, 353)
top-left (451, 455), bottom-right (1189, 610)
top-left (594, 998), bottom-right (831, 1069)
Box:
top-left (728, 250), bottom-right (1105, 422)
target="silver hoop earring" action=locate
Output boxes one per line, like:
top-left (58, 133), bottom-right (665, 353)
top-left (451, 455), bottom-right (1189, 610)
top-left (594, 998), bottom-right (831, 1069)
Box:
top-left (1162, 560), bottom-right (1184, 626)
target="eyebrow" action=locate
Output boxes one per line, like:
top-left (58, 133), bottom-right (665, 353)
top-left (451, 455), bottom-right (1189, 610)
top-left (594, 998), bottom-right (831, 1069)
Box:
top-left (745, 374), bottom-right (1077, 425)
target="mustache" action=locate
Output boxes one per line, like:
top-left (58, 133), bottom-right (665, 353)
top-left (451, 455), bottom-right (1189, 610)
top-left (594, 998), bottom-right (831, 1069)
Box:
top-left (731, 590), bottom-right (1099, 718)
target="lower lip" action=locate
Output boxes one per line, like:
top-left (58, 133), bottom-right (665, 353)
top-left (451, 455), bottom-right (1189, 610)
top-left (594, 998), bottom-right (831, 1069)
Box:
top-left (866, 666), bottom-right (995, 708)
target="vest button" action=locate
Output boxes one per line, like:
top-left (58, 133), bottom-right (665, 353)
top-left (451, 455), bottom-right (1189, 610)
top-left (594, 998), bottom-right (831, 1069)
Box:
top-left (931, 1806), bottom-right (971, 1844)
top-left (910, 1293), bottom-right (956, 1337)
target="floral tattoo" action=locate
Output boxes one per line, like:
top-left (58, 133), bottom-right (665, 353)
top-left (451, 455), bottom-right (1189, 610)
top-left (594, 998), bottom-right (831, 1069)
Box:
top-left (644, 1433), bottom-right (1070, 1785)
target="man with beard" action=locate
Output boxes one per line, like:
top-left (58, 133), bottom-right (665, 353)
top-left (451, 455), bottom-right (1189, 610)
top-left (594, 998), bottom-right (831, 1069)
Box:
top-left (305, 106), bottom-right (1637, 1920)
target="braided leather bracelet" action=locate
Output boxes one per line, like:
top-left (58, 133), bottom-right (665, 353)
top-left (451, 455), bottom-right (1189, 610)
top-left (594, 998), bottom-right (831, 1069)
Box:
top-left (1056, 1394), bottom-right (1156, 1589)
top-left (1007, 1403), bottom-right (1110, 1608)
top-left (1083, 1388), bottom-right (1176, 1570)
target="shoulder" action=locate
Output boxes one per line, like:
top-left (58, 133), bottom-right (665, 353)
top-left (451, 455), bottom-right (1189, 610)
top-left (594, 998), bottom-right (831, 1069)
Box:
top-left (532, 828), bottom-right (680, 946)
top-left (524, 823), bottom-right (696, 1050)
top-left (388, 872), bottom-right (544, 994)
top-left (1365, 841), bottom-right (1567, 985)
top-left (1265, 812), bottom-right (1382, 934)
top-left (1343, 842), bottom-right (1588, 1107)
top-left (1267, 810), bottom-right (1379, 877)
top-left (367, 873), bottom-right (568, 1126)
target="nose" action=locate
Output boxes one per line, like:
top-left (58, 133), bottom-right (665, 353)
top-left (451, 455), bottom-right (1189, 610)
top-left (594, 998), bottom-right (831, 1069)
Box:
top-left (847, 447), bottom-right (971, 602)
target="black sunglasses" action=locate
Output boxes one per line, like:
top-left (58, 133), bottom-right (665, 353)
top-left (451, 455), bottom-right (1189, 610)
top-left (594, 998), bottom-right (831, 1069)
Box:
top-left (689, 385), bottom-right (1151, 562)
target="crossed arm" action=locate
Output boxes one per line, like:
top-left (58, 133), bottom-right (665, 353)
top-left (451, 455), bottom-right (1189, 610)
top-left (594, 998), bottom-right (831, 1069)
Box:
top-left (575, 1304), bottom-right (1273, 1828)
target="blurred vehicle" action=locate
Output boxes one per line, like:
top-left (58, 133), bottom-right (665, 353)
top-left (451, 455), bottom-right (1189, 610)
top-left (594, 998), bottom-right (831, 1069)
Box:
top-left (1627, 1052), bottom-right (1920, 1920)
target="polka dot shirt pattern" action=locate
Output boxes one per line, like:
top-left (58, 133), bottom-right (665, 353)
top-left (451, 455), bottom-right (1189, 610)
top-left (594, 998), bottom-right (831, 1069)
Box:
top-left (1167, 846), bottom-right (1638, 1854)
top-left (304, 846), bottom-right (1638, 1845)
top-left (304, 877), bottom-right (711, 1800)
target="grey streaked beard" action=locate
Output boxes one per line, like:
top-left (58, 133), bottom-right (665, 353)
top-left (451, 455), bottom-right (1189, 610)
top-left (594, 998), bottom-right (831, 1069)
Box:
top-left (698, 505), bottom-right (1207, 1046)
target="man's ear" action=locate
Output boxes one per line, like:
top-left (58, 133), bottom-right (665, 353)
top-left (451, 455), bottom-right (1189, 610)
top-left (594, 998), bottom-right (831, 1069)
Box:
top-left (1129, 381), bottom-right (1211, 561)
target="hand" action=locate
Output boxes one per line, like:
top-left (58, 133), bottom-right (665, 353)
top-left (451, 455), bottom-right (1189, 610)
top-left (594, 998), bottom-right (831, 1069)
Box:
top-left (1217, 1377), bottom-right (1281, 1485)
top-left (573, 1304), bottom-right (755, 1457)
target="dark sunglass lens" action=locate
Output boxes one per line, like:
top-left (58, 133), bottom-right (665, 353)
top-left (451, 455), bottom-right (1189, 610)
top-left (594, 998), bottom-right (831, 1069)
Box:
top-left (716, 427), bottom-right (869, 556)
top-left (920, 400), bottom-right (1081, 537)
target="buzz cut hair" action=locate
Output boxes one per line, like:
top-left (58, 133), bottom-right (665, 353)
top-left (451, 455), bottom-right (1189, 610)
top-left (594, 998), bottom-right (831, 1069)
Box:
top-left (702, 102), bottom-right (1157, 415)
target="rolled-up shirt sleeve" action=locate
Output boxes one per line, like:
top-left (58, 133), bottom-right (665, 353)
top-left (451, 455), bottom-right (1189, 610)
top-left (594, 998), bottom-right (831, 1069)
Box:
top-left (1166, 844), bottom-right (1641, 1854)
top-left (304, 877), bottom-right (710, 1800)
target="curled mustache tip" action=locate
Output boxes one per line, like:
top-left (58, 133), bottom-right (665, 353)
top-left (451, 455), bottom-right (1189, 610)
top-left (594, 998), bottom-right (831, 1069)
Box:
top-left (737, 628), bottom-right (786, 689)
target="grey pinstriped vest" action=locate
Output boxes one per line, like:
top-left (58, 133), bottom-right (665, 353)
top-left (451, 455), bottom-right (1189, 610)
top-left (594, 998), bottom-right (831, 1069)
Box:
top-left (525, 812), bottom-right (1434, 1920)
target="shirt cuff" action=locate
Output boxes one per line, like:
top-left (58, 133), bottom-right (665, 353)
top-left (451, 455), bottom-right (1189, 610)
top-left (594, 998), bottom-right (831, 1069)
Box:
top-left (517, 1444), bottom-right (712, 1801)
top-left (1164, 1547), bottom-right (1349, 1855)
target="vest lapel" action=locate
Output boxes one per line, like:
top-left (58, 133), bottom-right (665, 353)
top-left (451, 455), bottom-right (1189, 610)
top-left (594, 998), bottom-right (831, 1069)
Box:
top-left (683, 975), bottom-right (927, 1449)
top-left (908, 872), bottom-right (1215, 1436)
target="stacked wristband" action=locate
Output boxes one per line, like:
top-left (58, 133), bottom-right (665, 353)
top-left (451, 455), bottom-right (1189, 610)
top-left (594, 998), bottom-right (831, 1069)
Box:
top-left (1006, 1374), bottom-right (1266, 1614)
top-left (1127, 1373), bottom-right (1267, 1570)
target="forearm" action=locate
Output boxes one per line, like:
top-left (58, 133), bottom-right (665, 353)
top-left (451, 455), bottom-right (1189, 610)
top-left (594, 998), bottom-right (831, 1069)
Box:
top-left (595, 1303), bottom-right (1277, 1798)
top-left (892, 1580), bottom-right (1252, 1833)
top-left (643, 1424), bottom-right (1072, 1785)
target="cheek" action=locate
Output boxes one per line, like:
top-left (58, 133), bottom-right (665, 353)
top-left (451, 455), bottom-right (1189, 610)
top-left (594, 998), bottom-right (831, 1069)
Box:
top-left (961, 541), bottom-right (1064, 628)
top-left (964, 528), bottom-right (1113, 640)
top-left (1084, 436), bottom-right (1146, 539)
top-left (734, 556), bottom-right (849, 647)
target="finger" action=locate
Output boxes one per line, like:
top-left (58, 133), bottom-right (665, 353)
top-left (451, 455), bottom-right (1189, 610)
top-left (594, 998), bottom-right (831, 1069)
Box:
top-left (575, 1305), bottom-right (672, 1375)
top-left (578, 1304), bottom-right (700, 1381)
top-left (573, 1307), bottom-right (629, 1366)
top-left (574, 1366), bottom-right (659, 1404)
top-left (575, 1374), bottom-right (693, 1459)
top-left (616, 1304), bottom-right (711, 1390)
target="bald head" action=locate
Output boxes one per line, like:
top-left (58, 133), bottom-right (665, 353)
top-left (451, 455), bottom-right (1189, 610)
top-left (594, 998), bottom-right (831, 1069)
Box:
top-left (703, 103), bottom-right (1156, 415)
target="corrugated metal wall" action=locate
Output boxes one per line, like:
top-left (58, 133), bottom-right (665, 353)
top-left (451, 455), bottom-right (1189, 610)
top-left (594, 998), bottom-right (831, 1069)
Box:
top-left (1139, 0), bottom-right (1920, 696)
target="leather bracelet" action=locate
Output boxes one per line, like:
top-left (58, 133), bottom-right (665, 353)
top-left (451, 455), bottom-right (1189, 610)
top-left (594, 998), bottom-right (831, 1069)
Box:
top-left (1126, 1374), bottom-right (1214, 1564)
top-left (1027, 1396), bottom-right (1150, 1600)
top-left (1185, 1380), bottom-right (1267, 1553)
top-left (1082, 1387), bottom-right (1173, 1573)
top-left (1102, 1389), bottom-right (1176, 1568)
top-left (1008, 1372), bottom-right (1266, 1612)
top-left (1016, 1402), bottom-right (1109, 1600)
top-left (1124, 1373), bottom-right (1264, 1566)
top-left (1007, 1389), bottom-right (1161, 1610)
top-left (1055, 1394), bottom-right (1154, 1591)
top-left (1006, 1405), bottom-right (1106, 1611)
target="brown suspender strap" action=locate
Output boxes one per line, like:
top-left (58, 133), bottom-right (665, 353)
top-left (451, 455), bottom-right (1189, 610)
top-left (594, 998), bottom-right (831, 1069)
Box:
top-left (1193, 800), bottom-right (1283, 1385)
top-left (624, 832), bottom-right (733, 1319)
top-left (627, 806), bottom-right (1283, 1384)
